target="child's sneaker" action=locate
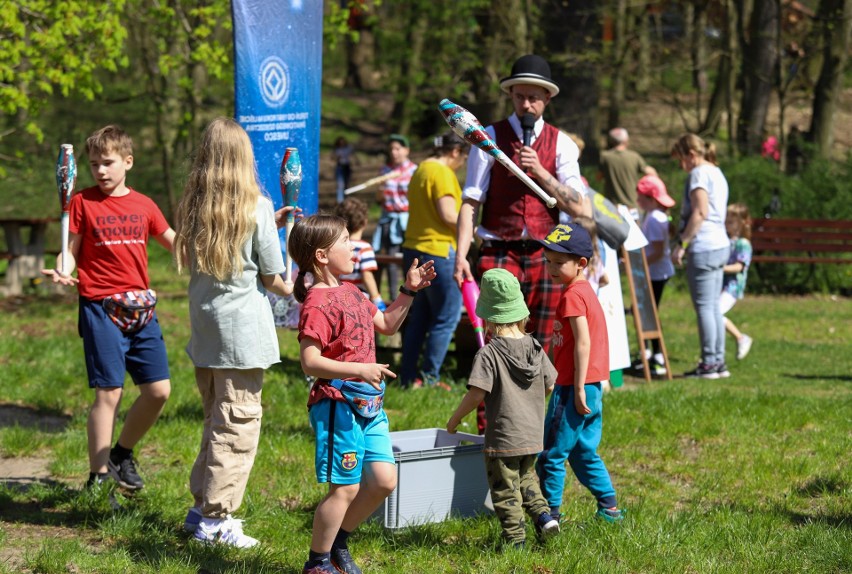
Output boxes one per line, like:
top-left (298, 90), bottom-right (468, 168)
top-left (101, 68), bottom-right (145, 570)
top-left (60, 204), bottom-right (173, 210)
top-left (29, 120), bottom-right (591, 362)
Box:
top-left (683, 362), bottom-right (719, 379)
top-left (84, 472), bottom-right (113, 490)
top-left (183, 507), bottom-right (202, 533)
top-left (595, 507), bottom-right (626, 523)
top-left (535, 511), bottom-right (560, 540)
top-left (715, 362), bottom-right (731, 378)
top-left (193, 515), bottom-right (259, 548)
top-left (737, 334), bottom-right (753, 360)
top-left (108, 454), bottom-right (144, 490)
top-left (330, 547), bottom-right (362, 574)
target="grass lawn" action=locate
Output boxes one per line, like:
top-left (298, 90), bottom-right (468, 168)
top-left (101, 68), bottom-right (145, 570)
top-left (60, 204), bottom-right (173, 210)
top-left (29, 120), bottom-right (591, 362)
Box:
top-left (0, 246), bottom-right (850, 573)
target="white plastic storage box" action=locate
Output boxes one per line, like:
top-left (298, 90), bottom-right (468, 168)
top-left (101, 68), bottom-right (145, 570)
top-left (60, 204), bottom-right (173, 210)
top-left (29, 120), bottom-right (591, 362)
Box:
top-left (372, 428), bottom-right (491, 529)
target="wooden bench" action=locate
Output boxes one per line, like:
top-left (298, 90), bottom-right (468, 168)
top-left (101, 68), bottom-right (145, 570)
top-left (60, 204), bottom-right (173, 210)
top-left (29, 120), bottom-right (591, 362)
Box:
top-left (0, 217), bottom-right (58, 296)
top-left (751, 218), bottom-right (852, 264)
top-left (372, 252), bottom-right (480, 371)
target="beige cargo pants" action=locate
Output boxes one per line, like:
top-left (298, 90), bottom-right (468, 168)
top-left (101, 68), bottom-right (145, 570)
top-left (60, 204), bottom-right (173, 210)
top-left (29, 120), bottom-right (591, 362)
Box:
top-left (190, 367), bottom-right (264, 518)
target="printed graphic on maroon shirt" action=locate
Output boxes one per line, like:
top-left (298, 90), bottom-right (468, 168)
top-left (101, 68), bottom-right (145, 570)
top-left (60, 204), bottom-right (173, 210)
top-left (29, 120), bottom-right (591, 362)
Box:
top-left (299, 283), bottom-right (379, 406)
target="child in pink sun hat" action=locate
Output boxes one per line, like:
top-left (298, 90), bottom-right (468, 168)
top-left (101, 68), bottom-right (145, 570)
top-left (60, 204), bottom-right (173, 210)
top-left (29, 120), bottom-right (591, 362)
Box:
top-left (634, 175), bottom-right (676, 375)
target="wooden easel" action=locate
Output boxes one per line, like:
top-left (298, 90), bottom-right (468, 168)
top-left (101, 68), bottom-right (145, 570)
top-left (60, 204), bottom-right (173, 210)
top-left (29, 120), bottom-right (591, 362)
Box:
top-left (621, 246), bottom-right (672, 382)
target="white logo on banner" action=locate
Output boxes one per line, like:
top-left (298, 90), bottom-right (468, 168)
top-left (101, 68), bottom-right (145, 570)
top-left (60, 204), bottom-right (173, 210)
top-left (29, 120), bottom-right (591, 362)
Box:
top-left (259, 57), bottom-right (289, 107)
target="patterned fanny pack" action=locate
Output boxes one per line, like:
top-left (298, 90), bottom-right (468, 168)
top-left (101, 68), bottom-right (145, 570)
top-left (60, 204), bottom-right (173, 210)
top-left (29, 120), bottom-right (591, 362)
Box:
top-left (102, 289), bottom-right (158, 333)
top-left (330, 379), bottom-right (385, 418)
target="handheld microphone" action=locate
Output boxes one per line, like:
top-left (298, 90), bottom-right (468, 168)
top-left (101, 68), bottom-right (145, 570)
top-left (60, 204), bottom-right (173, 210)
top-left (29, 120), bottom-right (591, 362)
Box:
top-left (521, 113), bottom-right (536, 147)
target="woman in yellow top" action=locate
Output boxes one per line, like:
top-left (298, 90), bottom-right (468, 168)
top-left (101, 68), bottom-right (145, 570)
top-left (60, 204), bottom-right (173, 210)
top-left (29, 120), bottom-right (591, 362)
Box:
top-left (400, 132), bottom-right (469, 388)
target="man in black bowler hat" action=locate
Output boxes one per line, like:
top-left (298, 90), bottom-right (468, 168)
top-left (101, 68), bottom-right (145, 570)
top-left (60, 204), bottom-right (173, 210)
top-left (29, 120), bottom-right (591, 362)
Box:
top-left (454, 54), bottom-right (591, 354)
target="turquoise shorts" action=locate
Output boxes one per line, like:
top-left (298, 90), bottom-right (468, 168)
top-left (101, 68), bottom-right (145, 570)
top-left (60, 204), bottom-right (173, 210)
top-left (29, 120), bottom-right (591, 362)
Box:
top-left (309, 398), bottom-right (394, 485)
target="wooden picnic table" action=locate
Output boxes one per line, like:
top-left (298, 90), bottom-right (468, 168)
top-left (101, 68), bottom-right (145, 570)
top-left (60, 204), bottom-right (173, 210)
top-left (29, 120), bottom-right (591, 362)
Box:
top-left (0, 217), bottom-right (59, 296)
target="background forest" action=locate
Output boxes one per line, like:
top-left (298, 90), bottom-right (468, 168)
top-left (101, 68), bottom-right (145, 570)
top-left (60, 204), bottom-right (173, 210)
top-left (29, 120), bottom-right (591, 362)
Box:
top-left (2, 0), bottom-right (851, 290)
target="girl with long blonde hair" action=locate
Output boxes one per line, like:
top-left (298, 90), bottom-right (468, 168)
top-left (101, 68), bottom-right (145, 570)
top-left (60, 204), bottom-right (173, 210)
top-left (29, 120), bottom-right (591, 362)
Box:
top-left (174, 117), bottom-right (294, 548)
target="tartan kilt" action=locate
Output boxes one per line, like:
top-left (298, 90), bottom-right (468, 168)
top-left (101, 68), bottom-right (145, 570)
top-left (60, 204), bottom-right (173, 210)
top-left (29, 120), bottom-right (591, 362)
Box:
top-left (477, 244), bottom-right (563, 353)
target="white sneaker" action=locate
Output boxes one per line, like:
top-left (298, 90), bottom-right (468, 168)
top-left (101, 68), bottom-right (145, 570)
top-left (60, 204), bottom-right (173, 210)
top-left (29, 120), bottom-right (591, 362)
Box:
top-left (737, 335), bottom-right (753, 360)
top-left (194, 515), bottom-right (259, 548)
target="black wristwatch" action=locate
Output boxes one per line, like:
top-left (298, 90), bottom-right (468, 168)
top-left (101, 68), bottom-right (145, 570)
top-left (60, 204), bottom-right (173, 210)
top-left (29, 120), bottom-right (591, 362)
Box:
top-left (398, 285), bottom-right (417, 297)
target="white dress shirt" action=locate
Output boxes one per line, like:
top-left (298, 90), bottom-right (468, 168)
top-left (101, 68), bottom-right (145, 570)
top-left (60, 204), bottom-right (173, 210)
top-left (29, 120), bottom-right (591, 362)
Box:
top-left (462, 113), bottom-right (584, 240)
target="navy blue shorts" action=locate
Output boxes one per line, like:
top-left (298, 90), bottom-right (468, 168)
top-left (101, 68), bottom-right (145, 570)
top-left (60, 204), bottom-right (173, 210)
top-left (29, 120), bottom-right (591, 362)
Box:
top-left (79, 297), bottom-right (170, 389)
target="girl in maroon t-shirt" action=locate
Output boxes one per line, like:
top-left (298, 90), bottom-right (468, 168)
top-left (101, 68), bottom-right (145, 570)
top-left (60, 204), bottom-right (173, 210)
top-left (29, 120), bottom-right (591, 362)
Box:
top-left (288, 214), bottom-right (435, 574)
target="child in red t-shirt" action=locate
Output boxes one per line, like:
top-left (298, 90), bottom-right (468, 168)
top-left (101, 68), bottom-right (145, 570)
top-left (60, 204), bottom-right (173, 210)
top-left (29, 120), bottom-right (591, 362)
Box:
top-left (534, 223), bottom-right (625, 524)
top-left (288, 214), bottom-right (435, 574)
top-left (43, 125), bottom-right (175, 491)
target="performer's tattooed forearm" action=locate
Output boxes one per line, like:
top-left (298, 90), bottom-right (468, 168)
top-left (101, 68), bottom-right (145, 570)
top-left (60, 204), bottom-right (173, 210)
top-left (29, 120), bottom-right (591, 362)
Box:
top-left (542, 174), bottom-right (583, 206)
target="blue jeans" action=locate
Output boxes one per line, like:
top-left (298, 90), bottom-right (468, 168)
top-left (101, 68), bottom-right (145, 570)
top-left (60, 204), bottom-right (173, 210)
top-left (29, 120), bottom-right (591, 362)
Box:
top-left (535, 384), bottom-right (617, 512)
top-left (335, 164), bottom-right (351, 204)
top-left (400, 247), bottom-right (462, 386)
top-left (686, 246), bottom-right (730, 365)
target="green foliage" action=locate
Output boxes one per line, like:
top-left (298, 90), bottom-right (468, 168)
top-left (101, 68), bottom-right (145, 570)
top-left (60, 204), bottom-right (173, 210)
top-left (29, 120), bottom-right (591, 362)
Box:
top-left (0, 0), bottom-right (129, 141)
top-left (723, 154), bottom-right (852, 293)
top-left (373, 0), bottom-right (491, 131)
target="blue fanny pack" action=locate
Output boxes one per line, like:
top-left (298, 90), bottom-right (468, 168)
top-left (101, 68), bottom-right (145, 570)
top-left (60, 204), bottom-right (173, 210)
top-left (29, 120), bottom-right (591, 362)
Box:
top-left (330, 379), bottom-right (385, 418)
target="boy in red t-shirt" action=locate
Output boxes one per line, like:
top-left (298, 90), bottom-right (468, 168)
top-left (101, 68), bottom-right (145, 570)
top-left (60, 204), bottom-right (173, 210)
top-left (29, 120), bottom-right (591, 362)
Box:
top-left (534, 223), bottom-right (625, 524)
top-left (43, 125), bottom-right (175, 491)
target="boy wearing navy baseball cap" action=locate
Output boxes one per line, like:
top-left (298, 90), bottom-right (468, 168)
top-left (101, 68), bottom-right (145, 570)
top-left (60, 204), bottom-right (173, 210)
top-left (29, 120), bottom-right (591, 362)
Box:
top-left (535, 224), bottom-right (626, 524)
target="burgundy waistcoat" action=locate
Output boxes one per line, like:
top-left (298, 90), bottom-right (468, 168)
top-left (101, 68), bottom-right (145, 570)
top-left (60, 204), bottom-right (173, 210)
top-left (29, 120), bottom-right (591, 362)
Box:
top-left (480, 118), bottom-right (560, 241)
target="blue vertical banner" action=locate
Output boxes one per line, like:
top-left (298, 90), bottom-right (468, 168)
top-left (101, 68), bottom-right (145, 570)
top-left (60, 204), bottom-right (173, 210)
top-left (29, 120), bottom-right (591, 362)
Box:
top-left (232, 0), bottom-right (323, 224)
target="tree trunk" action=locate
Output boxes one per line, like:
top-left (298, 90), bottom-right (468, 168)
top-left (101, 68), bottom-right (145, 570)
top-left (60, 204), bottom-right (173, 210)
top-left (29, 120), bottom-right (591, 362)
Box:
top-left (608, 0), bottom-right (628, 128)
top-left (635, 4), bottom-right (651, 97)
top-left (393, 8), bottom-right (427, 134)
top-left (541, 0), bottom-right (602, 163)
top-left (346, 29), bottom-right (377, 91)
top-left (737, 0), bottom-right (779, 154)
top-left (345, 1), bottom-right (377, 90)
top-left (473, 0), bottom-right (531, 123)
top-left (702, 0), bottom-right (738, 147)
top-left (691, 1), bottom-right (709, 121)
top-left (810, 0), bottom-right (852, 157)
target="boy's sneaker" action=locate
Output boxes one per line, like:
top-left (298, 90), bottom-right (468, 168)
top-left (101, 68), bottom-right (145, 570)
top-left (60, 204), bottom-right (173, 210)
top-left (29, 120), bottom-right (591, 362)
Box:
top-left (716, 362), bottom-right (731, 378)
top-left (84, 472), bottom-right (113, 490)
top-left (535, 511), bottom-right (560, 540)
top-left (108, 455), bottom-right (144, 490)
top-left (302, 563), bottom-right (338, 574)
top-left (596, 507), bottom-right (626, 523)
top-left (683, 362), bottom-right (719, 379)
top-left (193, 515), bottom-right (259, 549)
top-left (183, 507), bottom-right (202, 533)
top-left (330, 546), bottom-right (362, 574)
top-left (651, 363), bottom-right (667, 377)
top-left (737, 335), bottom-right (753, 360)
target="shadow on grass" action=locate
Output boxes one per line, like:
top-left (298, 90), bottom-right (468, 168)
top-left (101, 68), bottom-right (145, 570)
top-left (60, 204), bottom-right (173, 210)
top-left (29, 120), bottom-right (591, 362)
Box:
top-left (720, 479), bottom-right (852, 530)
top-left (0, 403), bottom-right (71, 432)
top-left (0, 480), bottom-right (123, 526)
top-left (784, 373), bottom-right (852, 383)
top-left (121, 531), bottom-right (291, 574)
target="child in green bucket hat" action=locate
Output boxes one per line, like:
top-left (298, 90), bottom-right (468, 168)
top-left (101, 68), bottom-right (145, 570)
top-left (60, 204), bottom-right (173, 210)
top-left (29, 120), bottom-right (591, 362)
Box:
top-left (447, 268), bottom-right (559, 547)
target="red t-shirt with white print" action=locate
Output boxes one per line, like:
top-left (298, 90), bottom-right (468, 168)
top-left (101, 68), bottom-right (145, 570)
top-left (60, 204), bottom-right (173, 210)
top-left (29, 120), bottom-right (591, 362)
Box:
top-left (69, 186), bottom-right (169, 300)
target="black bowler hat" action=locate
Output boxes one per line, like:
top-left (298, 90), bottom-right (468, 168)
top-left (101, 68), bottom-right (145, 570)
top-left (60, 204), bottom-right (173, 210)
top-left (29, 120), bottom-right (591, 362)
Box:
top-left (500, 54), bottom-right (560, 97)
